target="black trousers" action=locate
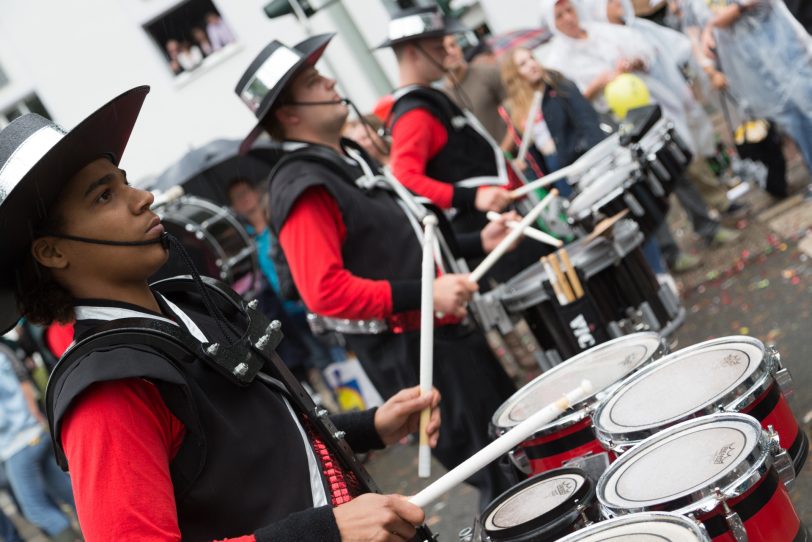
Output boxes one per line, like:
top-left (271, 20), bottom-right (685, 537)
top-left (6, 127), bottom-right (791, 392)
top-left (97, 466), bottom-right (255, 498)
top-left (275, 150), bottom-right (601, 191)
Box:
top-left (346, 323), bottom-right (517, 506)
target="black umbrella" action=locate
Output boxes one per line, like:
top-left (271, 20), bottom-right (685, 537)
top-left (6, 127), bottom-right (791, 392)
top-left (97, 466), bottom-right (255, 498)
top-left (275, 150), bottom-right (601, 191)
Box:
top-left (148, 138), bottom-right (284, 206)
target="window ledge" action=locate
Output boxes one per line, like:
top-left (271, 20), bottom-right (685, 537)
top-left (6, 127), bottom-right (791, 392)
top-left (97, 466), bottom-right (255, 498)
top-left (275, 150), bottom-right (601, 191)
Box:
top-left (171, 42), bottom-right (243, 89)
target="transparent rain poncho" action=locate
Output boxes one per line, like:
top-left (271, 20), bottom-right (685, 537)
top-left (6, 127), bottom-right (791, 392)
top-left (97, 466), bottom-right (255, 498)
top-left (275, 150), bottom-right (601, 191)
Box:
top-left (538, 0), bottom-right (695, 153)
top-left (679, 0), bottom-right (812, 167)
top-left (581, 0), bottom-right (717, 155)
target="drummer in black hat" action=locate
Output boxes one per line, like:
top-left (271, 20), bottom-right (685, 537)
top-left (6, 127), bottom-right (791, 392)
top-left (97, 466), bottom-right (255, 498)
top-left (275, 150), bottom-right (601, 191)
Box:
top-left (379, 6), bottom-right (550, 283)
top-left (236, 34), bottom-right (517, 506)
top-left (0, 87), bottom-right (442, 541)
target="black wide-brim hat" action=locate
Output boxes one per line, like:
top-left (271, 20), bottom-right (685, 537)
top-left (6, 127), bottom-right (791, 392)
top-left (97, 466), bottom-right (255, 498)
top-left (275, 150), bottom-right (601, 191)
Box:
top-left (0, 85), bottom-right (149, 333)
top-left (235, 33), bottom-right (334, 154)
top-left (376, 6), bottom-right (468, 49)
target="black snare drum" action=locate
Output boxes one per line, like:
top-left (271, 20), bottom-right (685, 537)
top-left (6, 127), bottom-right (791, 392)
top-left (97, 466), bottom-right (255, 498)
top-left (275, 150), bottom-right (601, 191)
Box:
top-left (496, 220), bottom-right (683, 365)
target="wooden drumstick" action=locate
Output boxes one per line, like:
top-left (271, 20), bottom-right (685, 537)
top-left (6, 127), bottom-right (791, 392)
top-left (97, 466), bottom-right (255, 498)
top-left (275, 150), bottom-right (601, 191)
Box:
top-left (486, 211), bottom-right (563, 248)
top-left (409, 380), bottom-right (594, 509)
top-left (549, 253), bottom-right (575, 303)
top-left (583, 209), bottom-right (630, 242)
top-left (509, 167), bottom-right (574, 199)
top-left (559, 248), bottom-right (584, 299)
top-left (541, 257), bottom-right (569, 306)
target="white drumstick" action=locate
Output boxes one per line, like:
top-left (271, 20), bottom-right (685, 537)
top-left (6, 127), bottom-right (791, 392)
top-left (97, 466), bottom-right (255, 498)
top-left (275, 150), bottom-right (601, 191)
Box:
top-left (469, 190), bottom-right (559, 283)
top-left (486, 211), bottom-right (563, 248)
top-left (516, 91), bottom-right (542, 165)
top-left (150, 185), bottom-right (185, 209)
top-left (409, 379), bottom-right (594, 508)
top-left (509, 165), bottom-right (575, 199)
top-left (418, 214), bottom-right (438, 479)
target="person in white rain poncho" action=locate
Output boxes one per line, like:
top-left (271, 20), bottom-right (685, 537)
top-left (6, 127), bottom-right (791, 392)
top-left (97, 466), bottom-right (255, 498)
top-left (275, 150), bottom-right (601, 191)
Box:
top-left (581, 0), bottom-right (717, 165)
top-left (679, 0), bottom-right (812, 174)
top-left (538, 0), bottom-right (739, 270)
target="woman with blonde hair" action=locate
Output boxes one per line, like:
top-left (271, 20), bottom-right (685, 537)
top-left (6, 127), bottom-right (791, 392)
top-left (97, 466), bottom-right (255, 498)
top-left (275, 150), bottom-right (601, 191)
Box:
top-left (500, 46), bottom-right (605, 179)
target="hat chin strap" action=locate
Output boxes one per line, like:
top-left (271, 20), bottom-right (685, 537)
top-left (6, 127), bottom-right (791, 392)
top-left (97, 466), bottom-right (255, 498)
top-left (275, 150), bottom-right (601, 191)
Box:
top-left (42, 231), bottom-right (170, 249)
top-left (284, 98), bottom-right (350, 106)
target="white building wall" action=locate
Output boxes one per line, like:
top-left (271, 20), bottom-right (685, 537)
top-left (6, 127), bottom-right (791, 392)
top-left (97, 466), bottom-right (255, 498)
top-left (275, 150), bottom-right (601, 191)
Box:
top-left (478, 0), bottom-right (543, 34)
top-left (0, 0), bottom-right (394, 185)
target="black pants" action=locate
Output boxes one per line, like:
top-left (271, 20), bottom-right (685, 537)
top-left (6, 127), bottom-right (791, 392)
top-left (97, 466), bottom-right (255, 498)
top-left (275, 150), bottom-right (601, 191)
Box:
top-left (346, 324), bottom-right (517, 507)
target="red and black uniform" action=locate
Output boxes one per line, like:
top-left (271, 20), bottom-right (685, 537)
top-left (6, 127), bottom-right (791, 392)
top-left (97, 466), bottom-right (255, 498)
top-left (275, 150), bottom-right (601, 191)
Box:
top-left (268, 139), bottom-right (515, 505)
top-left (46, 282), bottom-right (384, 541)
top-left (388, 85), bottom-right (549, 282)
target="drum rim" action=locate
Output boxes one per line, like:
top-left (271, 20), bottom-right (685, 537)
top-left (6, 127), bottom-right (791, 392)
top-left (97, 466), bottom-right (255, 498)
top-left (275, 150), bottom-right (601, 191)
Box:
top-left (593, 336), bottom-right (774, 449)
top-left (568, 161), bottom-right (642, 219)
top-left (490, 332), bottom-right (665, 437)
top-left (481, 467), bottom-right (594, 540)
top-left (597, 412), bottom-right (771, 516)
top-left (552, 511), bottom-right (710, 541)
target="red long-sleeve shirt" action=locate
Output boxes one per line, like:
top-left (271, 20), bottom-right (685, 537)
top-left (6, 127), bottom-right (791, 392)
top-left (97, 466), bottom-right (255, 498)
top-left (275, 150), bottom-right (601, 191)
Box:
top-left (61, 379), bottom-right (256, 542)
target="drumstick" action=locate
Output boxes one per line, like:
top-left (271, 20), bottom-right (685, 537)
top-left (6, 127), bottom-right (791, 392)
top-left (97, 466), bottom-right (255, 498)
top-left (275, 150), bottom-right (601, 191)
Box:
top-left (469, 190), bottom-right (559, 284)
top-left (559, 248), bottom-right (584, 299)
top-left (583, 209), bottom-right (630, 242)
top-left (549, 253), bottom-right (575, 303)
top-left (541, 257), bottom-right (569, 305)
top-left (409, 380), bottom-right (594, 509)
top-left (486, 211), bottom-right (563, 248)
top-left (418, 214), bottom-right (438, 479)
top-left (150, 185), bottom-right (185, 209)
top-left (509, 166), bottom-right (575, 199)
top-left (516, 91), bottom-right (542, 165)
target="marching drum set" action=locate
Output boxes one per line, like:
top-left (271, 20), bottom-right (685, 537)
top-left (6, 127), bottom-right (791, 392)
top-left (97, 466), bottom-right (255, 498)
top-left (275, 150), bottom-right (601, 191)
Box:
top-left (459, 332), bottom-right (808, 542)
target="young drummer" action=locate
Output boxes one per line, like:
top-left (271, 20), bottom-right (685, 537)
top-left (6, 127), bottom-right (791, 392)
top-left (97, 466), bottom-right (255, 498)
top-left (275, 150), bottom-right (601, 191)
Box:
top-left (235, 34), bottom-right (517, 505)
top-left (0, 86), bottom-right (441, 541)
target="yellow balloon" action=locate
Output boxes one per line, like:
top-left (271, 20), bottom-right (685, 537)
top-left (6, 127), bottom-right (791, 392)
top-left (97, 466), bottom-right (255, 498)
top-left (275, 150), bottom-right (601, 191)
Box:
top-left (605, 73), bottom-right (651, 119)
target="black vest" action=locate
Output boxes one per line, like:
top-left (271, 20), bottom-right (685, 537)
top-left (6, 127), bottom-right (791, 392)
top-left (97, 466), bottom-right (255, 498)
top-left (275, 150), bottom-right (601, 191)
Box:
top-left (46, 281), bottom-right (321, 541)
top-left (388, 86), bottom-right (500, 233)
top-left (268, 140), bottom-right (423, 284)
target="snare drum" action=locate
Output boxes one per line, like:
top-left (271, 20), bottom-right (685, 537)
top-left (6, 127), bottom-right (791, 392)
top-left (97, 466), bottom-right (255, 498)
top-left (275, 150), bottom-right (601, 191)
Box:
top-left (479, 467), bottom-right (600, 542)
top-left (491, 332), bottom-right (665, 476)
top-left (593, 336), bottom-right (808, 472)
top-left (597, 413), bottom-right (804, 542)
top-left (151, 195), bottom-right (261, 296)
top-left (634, 117), bottom-right (693, 188)
top-left (554, 512), bottom-right (711, 542)
top-left (497, 220), bottom-right (683, 364)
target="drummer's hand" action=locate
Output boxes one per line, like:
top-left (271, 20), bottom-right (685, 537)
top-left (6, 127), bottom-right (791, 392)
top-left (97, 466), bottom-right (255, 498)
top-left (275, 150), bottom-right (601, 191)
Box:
top-left (334, 494), bottom-right (425, 541)
top-left (701, 27), bottom-right (717, 59)
top-left (374, 386), bottom-right (442, 447)
top-left (434, 274), bottom-right (478, 318)
top-left (475, 186), bottom-right (513, 212)
top-left (709, 69), bottom-right (727, 90)
top-left (481, 210), bottom-right (522, 253)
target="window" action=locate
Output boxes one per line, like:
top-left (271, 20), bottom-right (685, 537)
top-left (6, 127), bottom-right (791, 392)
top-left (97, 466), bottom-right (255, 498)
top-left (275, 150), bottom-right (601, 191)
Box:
top-left (144, 0), bottom-right (236, 76)
top-left (0, 94), bottom-right (51, 128)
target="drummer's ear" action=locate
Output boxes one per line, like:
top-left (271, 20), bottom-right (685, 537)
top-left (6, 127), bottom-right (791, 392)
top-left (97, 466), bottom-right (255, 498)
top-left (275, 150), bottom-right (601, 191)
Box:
top-left (31, 237), bottom-right (69, 271)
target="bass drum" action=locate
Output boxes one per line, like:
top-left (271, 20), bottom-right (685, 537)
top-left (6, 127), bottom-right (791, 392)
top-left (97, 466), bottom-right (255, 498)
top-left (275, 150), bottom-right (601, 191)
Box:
top-left (150, 195), bottom-right (261, 297)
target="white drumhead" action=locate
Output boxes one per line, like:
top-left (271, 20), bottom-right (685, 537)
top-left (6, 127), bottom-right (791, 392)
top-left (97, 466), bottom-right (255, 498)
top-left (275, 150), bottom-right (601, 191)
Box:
top-left (568, 161), bottom-right (639, 217)
top-left (596, 339), bottom-right (764, 433)
top-left (555, 512), bottom-right (708, 541)
top-left (600, 416), bottom-right (761, 509)
top-left (484, 472), bottom-right (586, 531)
top-left (494, 333), bottom-right (661, 429)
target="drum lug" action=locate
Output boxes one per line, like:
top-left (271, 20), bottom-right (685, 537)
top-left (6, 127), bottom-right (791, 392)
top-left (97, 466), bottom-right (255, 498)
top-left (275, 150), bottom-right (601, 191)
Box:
top-left (508, 448), bottom-right (532, 475)
top-left (774, 367), bottom-right (794, 397)
top-left (575, 502), bottom-right (595, 528)
top-left (768, 425), bottom-right (797, 489)
top-left (714, 488), bottom-right (749, 542)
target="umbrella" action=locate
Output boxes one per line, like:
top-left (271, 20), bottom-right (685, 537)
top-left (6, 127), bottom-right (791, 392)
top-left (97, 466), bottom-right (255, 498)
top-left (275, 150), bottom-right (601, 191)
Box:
top-left (485, 28), bottom-right (552, 57)
top-left (148, 138), bottom-right (284, 206)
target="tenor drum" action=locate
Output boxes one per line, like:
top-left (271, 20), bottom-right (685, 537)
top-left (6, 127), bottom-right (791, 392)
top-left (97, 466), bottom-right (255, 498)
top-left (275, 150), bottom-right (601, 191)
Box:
top-left (597, 413), bottom-right (805, 542)
top-left (593, 336), bottom-right (808, 472)
top-left (633, 116), bottom-right (693, 188)
top-left (490, 333), bottom-right (665, 476)
top-left (479, 467), bottom-right (600, 542)
top-left (553, 512), bottom-right (711, 542)
top-left (151, 195), bottom-right (261, 296)
top-left (498, 220), bottom-right (682, 364)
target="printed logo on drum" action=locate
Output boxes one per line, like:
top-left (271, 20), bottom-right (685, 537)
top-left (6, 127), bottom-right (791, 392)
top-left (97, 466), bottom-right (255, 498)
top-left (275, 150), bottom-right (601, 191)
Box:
top-left (569, 315), bottom-right (596, 349)
top-left (720, 353), bottom-right (742, 367)
top-left (712, 442), bottom-right (737, 465)
top-left (621, 353), bottom-right (639, 369)
top-left (549, 479), bottom-right (576, 497)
